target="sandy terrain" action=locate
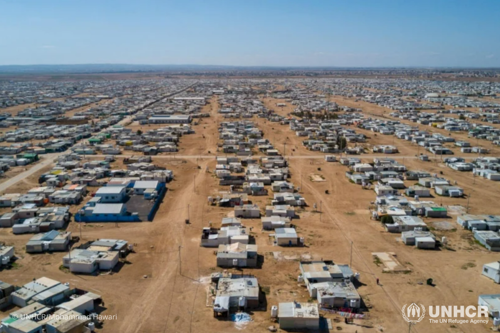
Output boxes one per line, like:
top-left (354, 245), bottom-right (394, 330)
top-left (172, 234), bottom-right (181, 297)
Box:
top-left (0, 85), bottom-right (499, 333)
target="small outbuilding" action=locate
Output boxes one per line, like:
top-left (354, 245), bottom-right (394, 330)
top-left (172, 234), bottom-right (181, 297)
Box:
top-left (482, 262), bottom-right (500, 283)
top-left (274, 228), bottom-right (300, 246)
top-left (278, 302), bottom-right (319, 330)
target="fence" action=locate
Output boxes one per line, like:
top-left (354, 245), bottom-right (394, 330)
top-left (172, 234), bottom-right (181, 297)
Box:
top-left (75, 214), bottom-right (141, 223)
top-left (147, 184), bottom-right (167, 221)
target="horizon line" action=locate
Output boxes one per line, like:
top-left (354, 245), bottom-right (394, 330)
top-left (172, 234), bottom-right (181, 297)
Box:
top-left (1, 63), bottom-right (500, 70)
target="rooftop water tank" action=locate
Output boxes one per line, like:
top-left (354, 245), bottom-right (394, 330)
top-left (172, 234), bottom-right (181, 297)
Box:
top-left (271, 305), bottom-right (278, 318)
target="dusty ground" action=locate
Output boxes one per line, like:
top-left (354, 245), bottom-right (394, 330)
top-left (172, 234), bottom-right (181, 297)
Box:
top-left (0, 163), bottom-right (40, 185)
top-left (0, 86), bottom-right (499, 333)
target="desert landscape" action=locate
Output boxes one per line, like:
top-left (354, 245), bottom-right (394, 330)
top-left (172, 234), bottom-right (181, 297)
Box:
top-left (0, 75), bottom-right (499, 333)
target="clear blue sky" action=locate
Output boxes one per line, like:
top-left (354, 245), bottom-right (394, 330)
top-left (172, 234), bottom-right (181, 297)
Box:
top-left (1, 0), bottom-right (499, 67)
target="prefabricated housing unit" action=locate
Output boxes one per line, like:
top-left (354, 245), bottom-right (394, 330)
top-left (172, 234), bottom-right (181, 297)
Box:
top-left (278, 302), bottom-right (319, 330)
top-left (482, 262), bottom-right (500, 284)
top-left (274, 228), bottom-right (299, 246)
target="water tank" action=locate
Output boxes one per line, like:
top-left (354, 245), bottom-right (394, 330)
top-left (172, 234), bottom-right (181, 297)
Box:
top-left (299, 237), bottom-right (305, 245)
top-left (128, 244), bottom-right (134, 251)
top-left (441, 237), bottom-right (448, 245)
top-left (414, 195), bottom-right (419, 201)
top-left (238, 296), bottom-right (247, 308)
top-left (493, 317), bottom-right (500, 326)
top-left (350, 299), bottom-right (357, 307)
top-left (1, 256), bottom-right (9, 265)
top-left (297, 275), bottom-right (303, 283)
top-left (232, 259), bottom-right (238, 266)
top-left (271, 305), bottom-right (278, 318)
top-left (354, 272), bottom-right (360, 280)
top-left (87, 322), bottom-right (95, 332)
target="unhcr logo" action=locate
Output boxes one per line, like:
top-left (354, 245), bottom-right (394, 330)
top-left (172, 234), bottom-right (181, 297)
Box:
top-left (402, 303), bottom-right (426, 323)
top-left (402, 303), bottom-right (489, 325)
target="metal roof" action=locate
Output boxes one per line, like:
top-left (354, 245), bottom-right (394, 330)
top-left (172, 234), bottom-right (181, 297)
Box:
top-left (41, 230), bottom-right (61, 241)
top-left (95, 186), bottom-right (125, 194)
top-left (133, 180), bottom-right (159, 189)
top-left (8, 319), bottom-right (42, 333)
top-left (275, 228), bottom-right (297, 238)
top-left (278, 302), bottom-right (319, 319)
top-left (216, 277), bottom-right (259, 299)
top-left (92, 203), bottom-right (124, 215)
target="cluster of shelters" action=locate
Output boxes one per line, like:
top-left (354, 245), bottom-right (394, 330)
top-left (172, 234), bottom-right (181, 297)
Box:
top-left (76, 179), bottom-right (165, 222)
top-left (472, 157), bottom-right (500, 181)
top-left (0, 276), bottom-right (103, 333)
top-left (290, 118), bottom-right (367, 154)
top-left (338, 157), bottom-right (470, 249)
top-left (219, 121), bottom-right (264, 155)
top-left (0, 205), bottom-right (70, 234)
top-left (26, 230), bottom-right (72, 253)
top-left (0, 245), bottom-right (15, 268)
top-left (218, 91), bottom-right (269, 118)
top-left (211, 272), bottom-right (261, 318)
top-left (53, 154), bottom-right (173, 187)
top-left (62, 239), bottom-right (130, 274)
top-left (299, 261), bottom-right (361, 309)
top-left (0, 125), bottom-right (93, 152)
top-left (112, 124), bottom-right (195, 154)
top-left (134, 90), bottom-right (210, 123)
top-left (457, 214), bottom-right (500, 251)
top-left (443, 156), bottom-right (500, 182)
top-left (316, 77), bottom-right (500, 145)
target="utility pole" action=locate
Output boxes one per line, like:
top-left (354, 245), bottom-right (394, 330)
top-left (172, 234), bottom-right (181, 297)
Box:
top-left (178, 245), bottom-right (182, 275)
top-left (68, 243), bottom-right (74, 260)
top-left (320, 201), bottom-right (322, 222)
top-left (350, 241), bottom-right (353, 268)
top-left (467, 192), bottom-right (473, 213)
top-left (300, 171), bottom-right (303, 192)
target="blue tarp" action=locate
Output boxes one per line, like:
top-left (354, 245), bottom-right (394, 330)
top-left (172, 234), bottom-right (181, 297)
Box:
top-left (230, 313), bottom-right (252, 323)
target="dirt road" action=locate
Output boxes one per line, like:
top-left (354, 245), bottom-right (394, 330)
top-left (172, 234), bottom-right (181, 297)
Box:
top-left (0, 154), bottom-right (59, 192)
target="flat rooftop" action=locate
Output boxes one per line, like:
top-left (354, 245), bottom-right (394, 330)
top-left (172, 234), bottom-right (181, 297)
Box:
top-left (279, 302), bottom-right (319, 319)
